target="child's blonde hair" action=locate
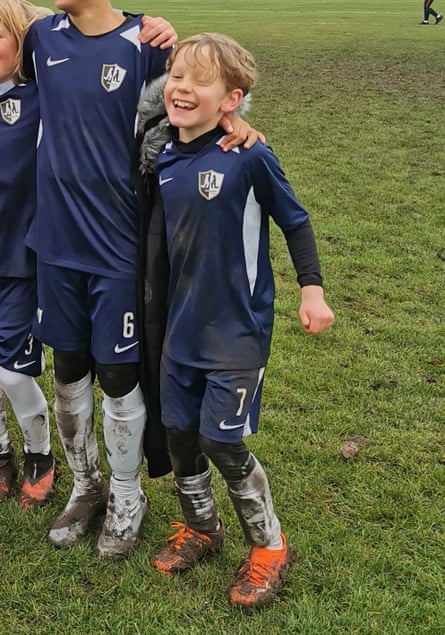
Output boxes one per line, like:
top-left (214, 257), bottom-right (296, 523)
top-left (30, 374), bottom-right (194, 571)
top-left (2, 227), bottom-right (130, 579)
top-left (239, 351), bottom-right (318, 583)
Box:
top-left (0, 0), bottom-right (52, 81)
top-left (166, 32), bottom-right (258, 96)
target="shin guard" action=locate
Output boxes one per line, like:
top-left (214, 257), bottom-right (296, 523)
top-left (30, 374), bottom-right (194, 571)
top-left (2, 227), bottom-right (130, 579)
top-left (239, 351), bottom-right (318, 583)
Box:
top-left (54, 372), bottom-right (102, 491)
top-left (227, 454), bottom-right (281, 547)
top-left (175, 468), bottom-right (220, 533)
top-left (0, 389), bottom-right (9, 453)
top-left (0, 367), bottom-right (50, 454)
top-left (102, 383), bottom-right (145, 484)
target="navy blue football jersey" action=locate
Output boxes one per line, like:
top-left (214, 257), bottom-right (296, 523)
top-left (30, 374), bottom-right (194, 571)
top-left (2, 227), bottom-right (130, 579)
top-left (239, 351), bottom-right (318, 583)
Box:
top-left (24, 14), bottom-right (169, 278)
top-left (0, 81), bottom-right (39, 278)
top-left (157, 130), bottom-right (310, 369)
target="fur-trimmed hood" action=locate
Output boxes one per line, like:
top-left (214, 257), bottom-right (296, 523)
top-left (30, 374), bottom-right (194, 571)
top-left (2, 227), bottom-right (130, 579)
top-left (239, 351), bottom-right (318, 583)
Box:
top-left (137, 74), bottom-right (170, 175)
top-left (136, 73), bottom-right (252, 175)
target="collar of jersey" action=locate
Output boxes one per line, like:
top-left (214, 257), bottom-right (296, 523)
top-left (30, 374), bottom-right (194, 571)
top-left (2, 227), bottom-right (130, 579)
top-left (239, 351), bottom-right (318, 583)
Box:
top-left (0, 79), bottom-right (17, 97)
top-left (173, 125), bottom-right (224, 155)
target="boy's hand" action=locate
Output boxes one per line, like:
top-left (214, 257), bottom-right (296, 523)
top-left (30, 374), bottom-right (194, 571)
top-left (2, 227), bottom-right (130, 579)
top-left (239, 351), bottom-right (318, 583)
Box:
top-left (299, 286), bottom-right (334, 334)
top-left (219, 114), bottom-right (266, 151)
top-left (139, 16), bottom-right (177, 49)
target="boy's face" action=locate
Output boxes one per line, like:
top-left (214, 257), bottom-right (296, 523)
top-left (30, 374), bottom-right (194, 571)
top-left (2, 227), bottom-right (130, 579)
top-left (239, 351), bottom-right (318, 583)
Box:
top-left (164, 45), bottom-right (240, 143)
top-left (0, 22), bottom-right (16, 83)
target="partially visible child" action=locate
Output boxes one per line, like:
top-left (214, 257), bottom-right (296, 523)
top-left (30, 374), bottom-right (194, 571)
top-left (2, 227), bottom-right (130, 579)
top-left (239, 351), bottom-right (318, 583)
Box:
top-left (421, 0), bottom-right (442, 23)
top-left (22, 0), bottom-right (180, 559)
top-left (0, 0), bottom-right (56, 509)
top-left (138, 33), bottom-right (334, 608)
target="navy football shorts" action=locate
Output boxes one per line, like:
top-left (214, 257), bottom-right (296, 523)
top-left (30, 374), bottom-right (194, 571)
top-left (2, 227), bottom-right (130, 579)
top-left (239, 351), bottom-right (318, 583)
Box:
top-left (160, 356), bottom-right (265, 444)
top-left (34, 262), bottom-right (140, 364)
top-left (0, 277), bottom-right (43, 376)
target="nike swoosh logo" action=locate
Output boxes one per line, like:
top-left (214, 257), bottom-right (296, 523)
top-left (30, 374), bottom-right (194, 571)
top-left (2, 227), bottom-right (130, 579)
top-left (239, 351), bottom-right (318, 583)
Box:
top-left (159, 177), bottom-right (174, 186)
top-left (46, 56), bottom-right (70, 67)
top-left (114, 341), bottom-right (139, 354)
top-left (218, 420), bottom-right (245, 431)
top-left (13, 360), bottom-right (37, 370)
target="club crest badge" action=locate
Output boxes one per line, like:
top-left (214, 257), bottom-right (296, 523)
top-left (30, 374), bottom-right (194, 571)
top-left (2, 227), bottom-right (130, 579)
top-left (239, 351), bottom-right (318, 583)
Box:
top-left (198, 170), bottom-right (224, 200)
top-left (101, 64), bottom-right (127, 92)
top-left (0, 98), bottom-right (21, 125)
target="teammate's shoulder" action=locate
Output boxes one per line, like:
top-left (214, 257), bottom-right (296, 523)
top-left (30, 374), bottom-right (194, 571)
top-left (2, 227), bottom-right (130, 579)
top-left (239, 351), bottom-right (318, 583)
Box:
top-left (238, 138), bottom-right (271, 152)
top-left (28, 12), bottom-right (65, 40)
top-left (238, 140), bottom-right (275, 163)
top-left (33, 12), bottom-right (64, 29)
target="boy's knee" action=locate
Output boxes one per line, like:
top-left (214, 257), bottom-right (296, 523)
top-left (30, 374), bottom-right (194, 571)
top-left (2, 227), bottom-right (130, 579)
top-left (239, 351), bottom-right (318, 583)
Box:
top-left (96, 363), bottom-right (139, 398)
top-left (199, 435), bottom-right (254, 481)
top-left (54, 349), bottom-right (91, 384)
top-left (166, 427), bottom-right (208, 476)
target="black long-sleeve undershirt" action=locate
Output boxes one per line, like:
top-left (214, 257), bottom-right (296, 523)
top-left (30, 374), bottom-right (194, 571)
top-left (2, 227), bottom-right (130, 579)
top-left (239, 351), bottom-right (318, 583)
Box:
top-left (285, 220), bottom-right (323, 288)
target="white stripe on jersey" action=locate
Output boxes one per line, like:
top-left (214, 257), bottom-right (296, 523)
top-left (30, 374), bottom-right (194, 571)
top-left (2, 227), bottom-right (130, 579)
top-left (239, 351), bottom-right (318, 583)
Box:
top-left (242, 187), bottom-right (261, 296)
top-left (51, 18), bottom-right (70, 31)
top-left (120, 25), bottom-right (142, 52)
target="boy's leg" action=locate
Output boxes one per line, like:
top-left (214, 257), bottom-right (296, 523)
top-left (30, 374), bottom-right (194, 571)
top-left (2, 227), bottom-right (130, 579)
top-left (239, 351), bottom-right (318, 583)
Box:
top-left (154, 361), bottom-right (227, 574)
top-left (426, 0), bottom-right (438, 17)
top-left (0, 367), bottom-right (50, 456)
top-left (202, 439), bottom-right (282, 546)
top-left (153, 427), bottom-right (224, 575)
top-left (49, 363), bottom-right (107, 547)
top-left (76, 273), bottom-right (147, 559)
top-left (197, 367), bottom-right (295, 607)
top-left (0, 388), bottom-right (10, 452)
top-left (96, 368), bottom-right (148, 559)
top-left (422, 0), bottom-right (432, 21)
top-left (35, 265), bottom-right (106, 542)
top-left (0, 366), bottom-right (56, 508)
top-left (0, 388), bottom-right (9, 453)
top-left (199, 367), bottom-right (282, 541)
top-left (202, 437), bottom-right (296, 608)
top-left (0, 387), bottom-right (17, 501)
top-left (430, 0), bottom-right (443, 23)
top-left (0, 276), bottom-right (53, 505)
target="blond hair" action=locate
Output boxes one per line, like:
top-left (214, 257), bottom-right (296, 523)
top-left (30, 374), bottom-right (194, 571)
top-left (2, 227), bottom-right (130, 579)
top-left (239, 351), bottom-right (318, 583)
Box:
top-left (166, 32), bottom-right (258, 96)
top-left (0, 0), bottom-right (52, 81)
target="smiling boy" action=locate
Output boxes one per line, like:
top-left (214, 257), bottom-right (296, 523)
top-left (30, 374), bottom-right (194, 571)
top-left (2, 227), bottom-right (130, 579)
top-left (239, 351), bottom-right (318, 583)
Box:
top-left (143, 33), bottom-right (334, 608)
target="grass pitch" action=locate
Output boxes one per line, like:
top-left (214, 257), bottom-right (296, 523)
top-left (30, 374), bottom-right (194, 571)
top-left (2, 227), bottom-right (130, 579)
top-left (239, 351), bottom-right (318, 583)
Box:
top-left (2, 2), bottom-right (444, 633)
